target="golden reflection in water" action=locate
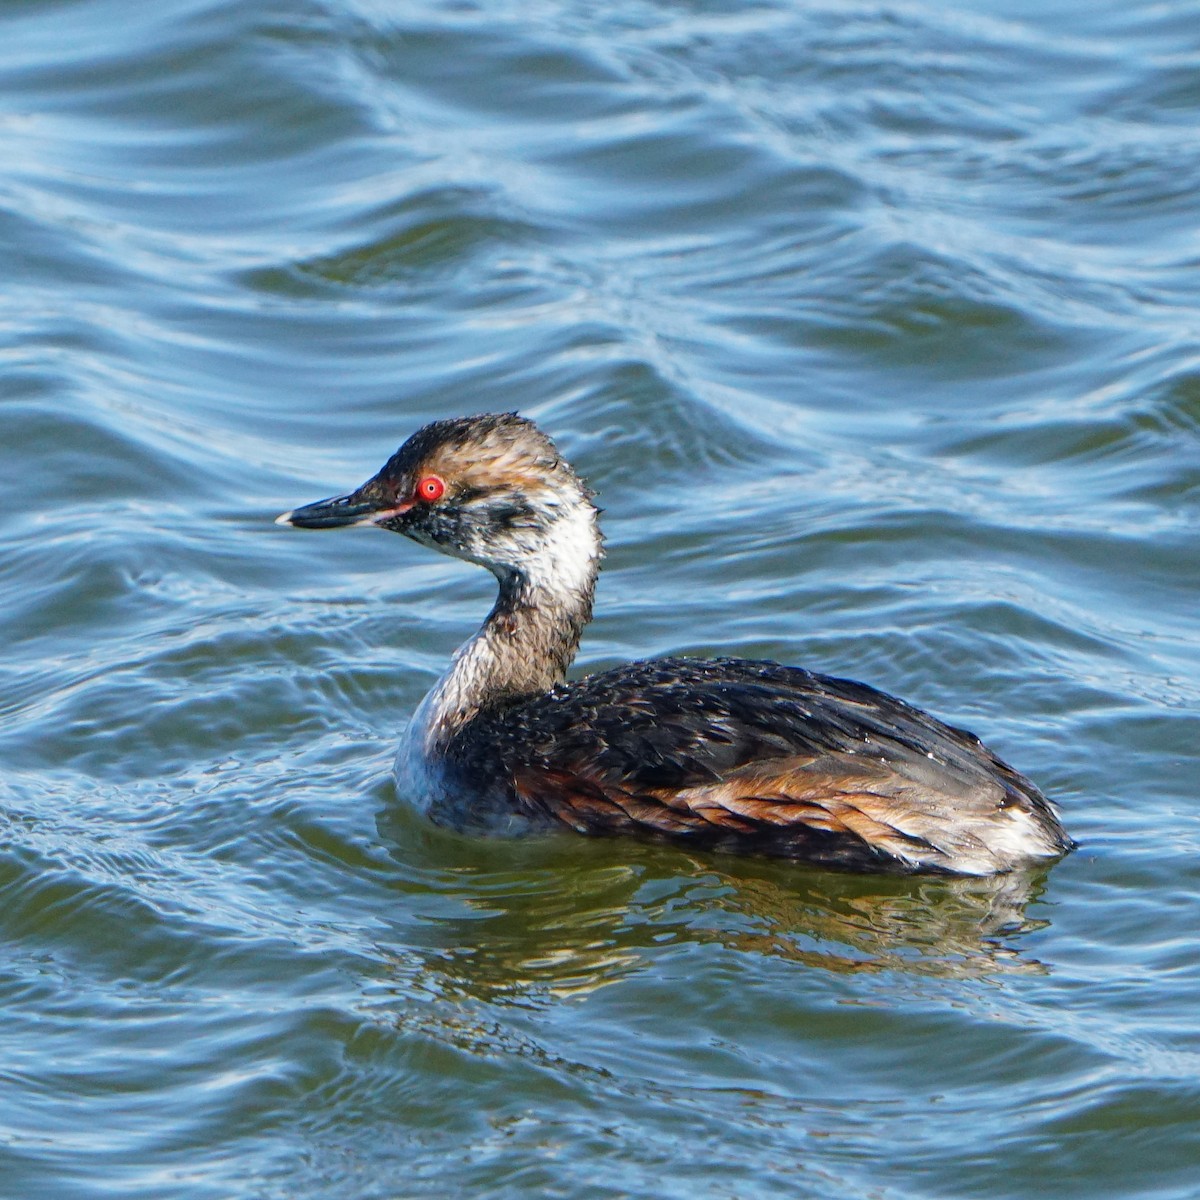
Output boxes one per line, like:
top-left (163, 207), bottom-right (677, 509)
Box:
top-left (379, 824), bottom-right (1058, 1005)
top-left (683, 861), bottom-right (1055, 980)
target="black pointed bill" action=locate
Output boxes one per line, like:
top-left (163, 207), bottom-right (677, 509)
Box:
top-left (276, 492), bottom-right (392, 530)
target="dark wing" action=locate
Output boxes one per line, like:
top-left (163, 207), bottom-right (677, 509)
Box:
top-left (451, 657), bottom-right (1071, 874)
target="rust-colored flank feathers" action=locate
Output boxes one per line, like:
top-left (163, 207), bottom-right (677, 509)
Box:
top-left (279, 413), bottom-right (1074, 876)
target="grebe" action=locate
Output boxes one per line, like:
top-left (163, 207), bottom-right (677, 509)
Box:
top-left (278, 413), bottom-right (1073, 876)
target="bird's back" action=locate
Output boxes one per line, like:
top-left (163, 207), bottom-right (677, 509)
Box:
top-left (442, 656), bottom-right (1073, 874)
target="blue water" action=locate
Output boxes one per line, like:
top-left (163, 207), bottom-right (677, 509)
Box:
top-left (3, 1), bottom-right (1199, 1197)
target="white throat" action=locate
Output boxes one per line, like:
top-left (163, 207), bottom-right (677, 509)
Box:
top-left (400, 491), bottom-right (602, 772)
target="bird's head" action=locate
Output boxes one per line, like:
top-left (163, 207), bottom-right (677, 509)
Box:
top-left (278, 413), bottom-right (602, 592)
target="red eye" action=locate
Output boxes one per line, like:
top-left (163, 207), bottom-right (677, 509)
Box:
top-left (416, 475), bottom-right (445, 502)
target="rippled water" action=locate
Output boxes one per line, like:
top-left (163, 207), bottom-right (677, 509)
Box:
top-left (3, 1), bottom-right (1200, 1196)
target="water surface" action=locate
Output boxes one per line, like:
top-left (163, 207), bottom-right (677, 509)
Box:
top-left (2, 1), bottom-right (1199, 1197)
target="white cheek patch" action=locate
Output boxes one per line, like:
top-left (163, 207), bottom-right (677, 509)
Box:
top-left (520, 498), bottom-right (602, 596)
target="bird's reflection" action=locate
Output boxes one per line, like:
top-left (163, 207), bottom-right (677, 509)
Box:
top-left (377, 806), bottom-right (1059, 1007)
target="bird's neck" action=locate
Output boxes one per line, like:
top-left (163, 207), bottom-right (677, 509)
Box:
top-left (415, 502), bottom-right (601, 753)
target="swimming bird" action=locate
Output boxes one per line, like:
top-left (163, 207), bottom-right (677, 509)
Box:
top-left (277, 413), bottom-right (1073, 875)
